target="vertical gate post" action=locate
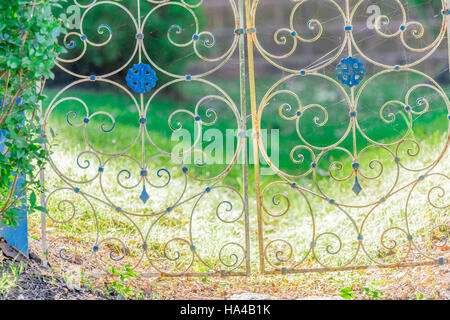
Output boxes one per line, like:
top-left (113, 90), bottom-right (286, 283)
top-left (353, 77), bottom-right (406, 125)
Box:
top-left (238, 0), bottom-right (251, 275)
top-left (245, 0), bottom-right (265, 274)
top-left (447, 0), bottom-right (450, 71)
top-left (37, 81), bottom-right (48, 267)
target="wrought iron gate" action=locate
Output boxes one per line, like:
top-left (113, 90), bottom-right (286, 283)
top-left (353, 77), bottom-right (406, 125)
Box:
top-left (39, 0), bottom-right (449, 277)
top-left (248, 0), bottom-right (450, 274)
top-left (40, 0), bottom-right (250, 276)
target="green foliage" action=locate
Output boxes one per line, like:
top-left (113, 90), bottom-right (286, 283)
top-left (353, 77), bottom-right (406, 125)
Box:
top-left (0, 0), bottom-right (66, 226)
top-left (415, 291), bottom-right (424, 300)
top-left (359, 280), bottom-right (386, 300)
top-left (104, 264), bottom-right (145, 300)
top-left (0, 261), bottom-right (24, 296)
top-left (338, 286), bottom-right (355, 300)
top-left (339, 280), bottom-right (387, 300)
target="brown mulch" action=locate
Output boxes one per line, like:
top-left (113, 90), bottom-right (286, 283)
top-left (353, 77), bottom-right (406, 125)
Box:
top-left (1, 255), bottom-right (448, 300)
top-left (132, 264), bottom-right (449, 300)
top-left (1, 237), bottom-right (448, 300)
top-left (0, 240), bottom-right (106, 300)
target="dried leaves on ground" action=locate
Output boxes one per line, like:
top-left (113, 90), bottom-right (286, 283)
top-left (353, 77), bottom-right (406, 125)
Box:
top-left (0, 239), bottom-right (448, 300)
top-left (0, 241), bottom-right (105, 300)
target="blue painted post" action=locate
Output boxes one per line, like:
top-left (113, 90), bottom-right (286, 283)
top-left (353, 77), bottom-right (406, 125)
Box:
top-left (0, 129), bottom-right (28, 256)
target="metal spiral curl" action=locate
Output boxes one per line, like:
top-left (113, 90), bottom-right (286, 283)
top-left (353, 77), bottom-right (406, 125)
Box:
top-left (218, 242), bottom-right (245, 270)
top-left (261, 182), bottom-right (291, 218)
top-left (214, 186), bottom-right (245, 224)
top-left (47, 237), bottom-right (84, 266)
top-left (428, 186), bottom-right (449, 210)
top-left (96, 237), bottom-right (128, 263)
top-left (264, 239), bottom-right (294, 268)
top-left (429, 225), bottom-right (449, 248)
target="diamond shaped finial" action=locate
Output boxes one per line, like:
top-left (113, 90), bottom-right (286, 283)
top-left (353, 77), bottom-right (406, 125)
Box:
top-left (352, 176), bottom-right (362, 196)
top-left (139, 185), bottom-right (149, 204)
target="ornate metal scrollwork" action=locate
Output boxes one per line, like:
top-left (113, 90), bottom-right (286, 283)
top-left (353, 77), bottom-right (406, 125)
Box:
top-left (40, 0), bottom-right (449, 277)
top-left (42, 0), bottom-right (249, 276)
top-left (248, 0), bottom-right (449, 273)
